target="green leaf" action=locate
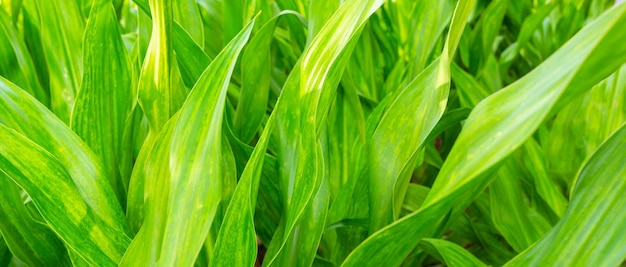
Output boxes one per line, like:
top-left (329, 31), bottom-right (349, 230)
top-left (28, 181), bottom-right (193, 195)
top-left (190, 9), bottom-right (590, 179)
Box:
top-left (263, 0), bottom-right (385, 265)
top-left (0, 77), bottom-right (129, 238)
top-left (222, 0), bottom-right (244, 44)
top-left (70, 0), bottom-right (133, 208)
top-left (343, 3), bottom-right (626, 266)
top-left (233, 12), bottom-right (297, 143)
top-left (128, 3), bottom-right (213, 89)
top-left (520, 140), bottom-right (568, 218)
top-left (126, 0), bottom-right (191, 228)
top-left (210, 103), bottom-right (276, 266)
top-left (0, 8), bottom-right (48, 106)
top-left (0, 237), bottom-right (10, 266)
top-left (122, 19), bottom-right (254, 266)
top-left (158, 18), bottom-right (254, 267)
top-left (137, 0), bottom-right (187, 134)
top-left (308, 0), bottom-right (339, 41)
top-left (451, 63), bottom-right (491, 108)
top-left (172, 0), bottom-right (204, 46)
top-left (367, 0), bottom-right (474, 233)
top-left (0, 175), bottom-right (70, 266)
top-left (119, 113), bottom-right (178, 266)
top-left (35, 0), bottom-right (84, 123)
top-left (425, 2), bottom-right (626, 209)
top-left (505, 123), bottom-right (626, 266)
top-left (406, 0), bottom-right (454, 76)
top-left (0, 125), bottom-right (130, 266)
top-left (419, 238), bottom-right (487, 267)
top-left (489, 157), bottom-right (552, 252)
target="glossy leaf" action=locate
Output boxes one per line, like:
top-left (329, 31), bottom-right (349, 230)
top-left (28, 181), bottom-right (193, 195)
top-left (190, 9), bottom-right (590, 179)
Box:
top-left (1, 1), bottom-right (626, 266)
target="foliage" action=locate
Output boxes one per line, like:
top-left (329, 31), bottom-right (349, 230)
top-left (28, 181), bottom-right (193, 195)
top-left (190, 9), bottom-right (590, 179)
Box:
top-left (0, 0), bottom-right (624, 266)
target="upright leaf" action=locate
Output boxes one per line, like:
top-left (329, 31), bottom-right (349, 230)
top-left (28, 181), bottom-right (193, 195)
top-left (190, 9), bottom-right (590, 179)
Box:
top-left (343, 3), bottom-right (626, 266)
top-left (160, 20), bottom-right (253, 265)
top-left (263, 0), bottom-right (385, 264)
top-left (137, 0), bottom-right (187, 135)
top-left (367, 0), bottom-right (473, 233)
top-left (173, 0), bottom-right (204, 46)
top-left (71, 0), bottom-right (133, 207)
top-left (211, 107), bottom-right (276, 266)
top-left (35, 0), bottom-right (84, 123)
top-left (0, 8), bottom-right (48, 105)
top-left (126, 0), bottom-right (191, 230)
top-left (119, 114), bottom-right (179, 266)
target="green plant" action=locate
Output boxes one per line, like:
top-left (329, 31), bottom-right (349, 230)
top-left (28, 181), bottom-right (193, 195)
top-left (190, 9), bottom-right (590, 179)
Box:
top-left (0, 0), bottom-right (624, 266)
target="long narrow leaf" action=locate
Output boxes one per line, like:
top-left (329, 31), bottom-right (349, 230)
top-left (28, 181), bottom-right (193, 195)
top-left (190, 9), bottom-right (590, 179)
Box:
top-left (0, 8), bottom-right (48, 105)
top-left (263, 0), bottom-right (384, 264)
top-left (343, 3), bottom-right (626, 266)
top-left (71, 0), bottom-right (133, 207)
top-left (0, 176), bottom-right (70, 266)
top-left (35, 0), bottom-right (84, 123)
top-left (158, 20), bottom-right (253, 266)
top-left (0, 77), bottom-right (129, 236)
top-left (505, 123), bottom-right (626, 266)
top-left (0, 125), bottom-right (130, 266)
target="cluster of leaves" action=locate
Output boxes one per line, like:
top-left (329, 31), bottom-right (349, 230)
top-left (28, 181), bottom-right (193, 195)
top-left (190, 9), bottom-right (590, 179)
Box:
top-left (0, 0), bottom-right (624, 266)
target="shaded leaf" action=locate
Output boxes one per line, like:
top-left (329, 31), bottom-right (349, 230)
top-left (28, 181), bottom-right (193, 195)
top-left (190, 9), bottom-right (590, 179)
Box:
top-left (505, 123), bottom-right (626, 266)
